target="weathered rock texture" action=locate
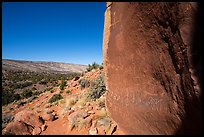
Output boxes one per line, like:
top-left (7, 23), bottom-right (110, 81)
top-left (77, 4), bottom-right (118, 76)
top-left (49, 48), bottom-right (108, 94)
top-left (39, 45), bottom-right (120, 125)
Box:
top-left (103, 2), bottom-right (202, 135)
top-left (2, 110), bottom-right (44, 135)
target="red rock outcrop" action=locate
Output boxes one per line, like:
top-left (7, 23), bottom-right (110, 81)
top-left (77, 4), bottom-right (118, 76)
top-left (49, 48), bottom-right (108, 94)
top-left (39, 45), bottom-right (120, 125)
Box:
top-left (103, 2), bottom-right (202, 134)
top-left (2, 110), bottom-right (44, 135)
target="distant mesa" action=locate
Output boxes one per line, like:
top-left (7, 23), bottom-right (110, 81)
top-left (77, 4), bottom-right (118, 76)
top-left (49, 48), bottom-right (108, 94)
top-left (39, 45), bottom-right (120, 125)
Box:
top-left (2, 59), bottom-right (87, 74)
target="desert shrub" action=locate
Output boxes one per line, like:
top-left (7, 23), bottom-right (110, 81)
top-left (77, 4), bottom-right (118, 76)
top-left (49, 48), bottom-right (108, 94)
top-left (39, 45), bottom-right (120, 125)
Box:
top-left (99, 63), bottom-right (103, 70)
top-left (21, 81), bottom-right (33, 88)
top-left (48, 94), bottom-right (63, 103)
top-left (97, 108), bottom-right (108, 119)
top-left (58, 99), bottom-right (65, 105)
top-left (96, 117), bottom-right (111, 133)
top-left (10, 107), bottom-right (14, 111)
top-left (66, 73), bottom-right (81, 80)
top-left (52, 81), bottom-right (57, 87)
top-left (68, 116), bottom-right (86, 131)
top-left (1, 70), bottom-right (81, 106)
top-left (78, 78), bottom-right (90, 90)
top-left (60, 80), bottom-right (66, 90)
top-left (13, 94), bottom-right (21, 101)
top-left (9, 81), bottom-right (32, 90)
top-left (25, 107), bottom-right (34, 110)
top-left (44, 87), bottom-right (53, 92)
top-left (65, 95), bottom-right (79, 108)
top-left (32, 87), bottom-right (37, 90)
top-left (21, 89), bottom-right (33, 99)
top-left (38, 80), bottom-right (48, 85)
top-left (86, 62), bottom-right (101, 72)
top-left (86, 74), bottom-right (106, 101)
top-left (17, 101), bottom-right (27, 107)
top-left (75, 96), bottom-right (87, 109)
top-left (32, 91), bottom-right (42, 96)
top-left (31, 74), bottom-right (44, 84)
top-left (11, 83), bottom-right (21, 89)
top-left (60, 96), bottom-right (76, 115)
top-left (26, 96), bottom-right (37, 103)
top-left (2, 114), bottom-right (14, 124)
top-left (2, 92), bottom-right (21, 106)
top-left (66, 90), bottom-right (71, 94)
top-left (50, 90), bottom-right (54, 93)
top-left (97, 97), bottom-right (106, 109)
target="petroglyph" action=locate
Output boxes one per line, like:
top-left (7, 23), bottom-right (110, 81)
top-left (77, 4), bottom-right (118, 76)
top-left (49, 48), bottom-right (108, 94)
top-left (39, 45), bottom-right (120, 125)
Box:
top-left (103, 2), bottom-right (201, 134)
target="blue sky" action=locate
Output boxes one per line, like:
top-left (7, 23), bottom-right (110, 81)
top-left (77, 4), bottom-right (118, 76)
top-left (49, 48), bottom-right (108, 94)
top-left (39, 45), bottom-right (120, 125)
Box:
top-left (2, 2), bottom-right (106, 65)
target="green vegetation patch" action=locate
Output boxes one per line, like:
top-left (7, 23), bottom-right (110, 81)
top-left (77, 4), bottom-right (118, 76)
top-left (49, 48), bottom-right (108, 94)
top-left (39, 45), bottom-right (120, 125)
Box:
top-left (85, 74), bottom-right (106, 101)
top-left (86, 62), bottom-right (102, 72)
top-left (78, 78), bottom-right (90, 90)
top-left (66, 90), bottom-right (72, 94)
top-left (2, 69), bottom-right (80, 106)
top-left (21, 89), bottom-right (33, 99)
top-left (60, 80), bottom-right (66, 90)
top-left (48, 93), bottom-right (63, 103)
top-left (2, 92), bottom-right (21, 106)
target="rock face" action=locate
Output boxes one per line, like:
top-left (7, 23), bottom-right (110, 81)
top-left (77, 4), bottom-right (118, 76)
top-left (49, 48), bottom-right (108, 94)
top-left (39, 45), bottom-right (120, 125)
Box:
top-left (2, 110), bottom-right (44, 135)
top-left (103, 2), bottom-right (202, 134)
top-left (41, 113), bottom-right (55, 121)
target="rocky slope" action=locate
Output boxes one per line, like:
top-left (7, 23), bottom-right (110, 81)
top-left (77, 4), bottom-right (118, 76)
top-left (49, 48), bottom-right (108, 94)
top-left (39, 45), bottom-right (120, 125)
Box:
top-left (2, 59), bottom-right (87, 74)
top-left (2, 68), bottom-right (125, 135)
top-left (103, 2), bottom-right (202, 135)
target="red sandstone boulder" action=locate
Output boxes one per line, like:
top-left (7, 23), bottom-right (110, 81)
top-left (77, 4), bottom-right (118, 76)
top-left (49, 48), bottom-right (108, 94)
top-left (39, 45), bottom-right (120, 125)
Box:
top-left (84, 115), bottom-right (93, 128)
top-left (2, 110), bottom-right (44, 135)
top-left (14, 110), bottom-right (43, 128)
top-left (89, 127), bottom-right (98, 135)
top-left (41, 113), bottom-right (55, 121)
top-left (2, 121), bottom-right (31, 135)
top-left (32, 127), bottom-right (42, 135)
top-left (68, 110), bottom-right (88, 122)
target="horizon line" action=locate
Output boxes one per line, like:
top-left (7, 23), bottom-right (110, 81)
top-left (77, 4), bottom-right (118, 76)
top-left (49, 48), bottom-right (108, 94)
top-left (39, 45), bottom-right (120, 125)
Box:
top-left (2, 58), bottom-right (100, 66)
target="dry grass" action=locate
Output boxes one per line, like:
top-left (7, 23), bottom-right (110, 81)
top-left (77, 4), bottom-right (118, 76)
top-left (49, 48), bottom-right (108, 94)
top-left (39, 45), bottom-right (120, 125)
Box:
top-left (60, 95), bottom-right (78, 116)
top-left (97, 108), bottom-right (107, 118)
top-left (96, 96), bottom-right (106, 109)
top-left (75, 96), bottom-right (88, 109)
top-left (66, 95), bottom-right (78, 108)
top-left (68, 116), bottom-right (86, 131)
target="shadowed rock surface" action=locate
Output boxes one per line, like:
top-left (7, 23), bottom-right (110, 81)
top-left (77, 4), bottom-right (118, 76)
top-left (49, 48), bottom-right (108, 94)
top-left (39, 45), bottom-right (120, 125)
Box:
top-left (103, 2), bottom-right (202, 134)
